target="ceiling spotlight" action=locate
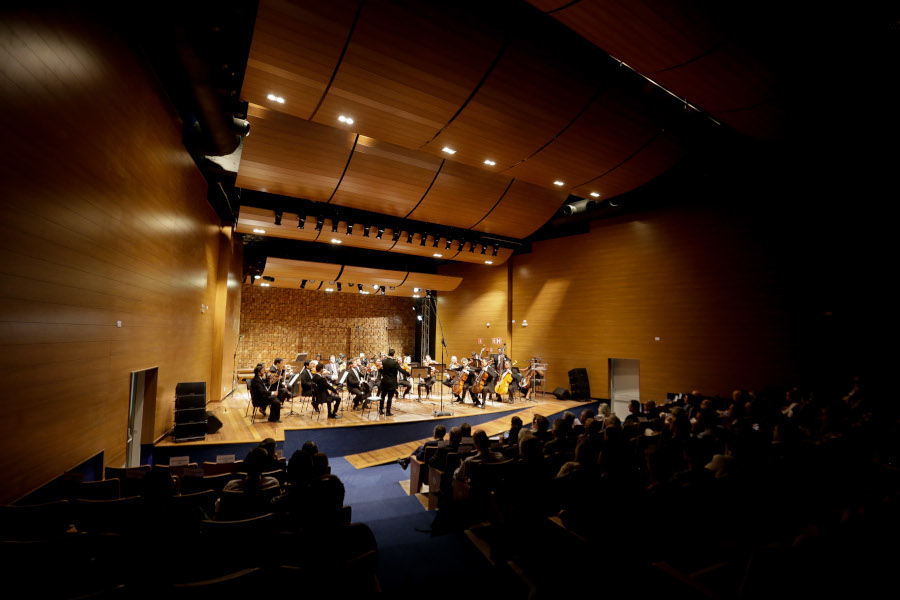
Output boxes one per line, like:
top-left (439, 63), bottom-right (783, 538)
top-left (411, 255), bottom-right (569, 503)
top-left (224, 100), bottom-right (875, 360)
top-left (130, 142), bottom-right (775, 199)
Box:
top-left (432, 237), bottom-right (439, 248)
top-left (406, 232), bottom-right (413, 244)
top-left (300, 279), bottom-right (307, 289)
top-left (262, 276), bottom-right (275, 282)
top-left (363, 224), bottom-right (370, 237)
top-left (442, 147), bottom-right (456, 155)
top-left (553, 180), bottom-right (565, 186)
top-left (346, 223), bottom-right (354, 235)
top-left (274, 211), bottom-right (283, 226)
top-left (492, 245), bottom-right (499, 257)
top-left (420, 234), bottom-right (427, 246)
top-left (392, 231), bottom-right (400, 242)
top-left (484, 159), bottom-right (496, 166)
top-left (331, 238), bottom-right (342, 244)
top-left (590, 192), bottom-right (600, 198)
top-left (433, 253), bottom-right (442, 258)
top-left (252, 228), bottom-right (266, 234)
top-left (481, 245), bottom-right (487, 255)
top-left (484, 260), bottom-right (493, 265)
top-left (458, 239), bottom-right (466, 251)
top-left (347, 282), bottom-right (354, 287)
top-left (376, 227), bottom-right (384, 240)
top-left (338, 115), bottom-right (354, 125)
top-left (380, 286), bottom-right (385, 296)
top-left (337, 283), bottom-right (342, 291)
top-left (360, 290), bottom-right (369, 295)
top-left (445, 239), bottom-right (452, 250)
top-left (297, 215), bottom-right (305, 229)
top-left (315, 217), bottom-right (324, 231)
top-left (357, 284), bottom-right (363, 291)
top-left (417, 314), bottom-right (423, 321)
top-left (331, 221), bottom-right (338, 233)
top-left (469, 243), bottom-right (476, 253)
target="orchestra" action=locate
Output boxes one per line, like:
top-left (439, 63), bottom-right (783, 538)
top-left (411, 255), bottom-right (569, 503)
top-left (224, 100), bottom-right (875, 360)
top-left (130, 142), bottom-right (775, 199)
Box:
top-left (244, 345), bottom-right (545, 422)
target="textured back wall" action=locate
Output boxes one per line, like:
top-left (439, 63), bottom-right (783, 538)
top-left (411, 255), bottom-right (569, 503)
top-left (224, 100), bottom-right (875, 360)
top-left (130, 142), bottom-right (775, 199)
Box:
top-left (237, 284), bottom-right (417, 368)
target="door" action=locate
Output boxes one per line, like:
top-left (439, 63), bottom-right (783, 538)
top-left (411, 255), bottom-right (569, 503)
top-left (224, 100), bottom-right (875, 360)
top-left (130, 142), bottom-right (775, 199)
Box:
top-left (609, 358), bottom-right (639, 420)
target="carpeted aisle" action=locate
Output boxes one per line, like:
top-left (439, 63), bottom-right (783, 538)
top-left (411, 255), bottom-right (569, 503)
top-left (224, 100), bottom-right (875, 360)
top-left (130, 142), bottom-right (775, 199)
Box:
top-left (330, 457), bottom-right (501, 593)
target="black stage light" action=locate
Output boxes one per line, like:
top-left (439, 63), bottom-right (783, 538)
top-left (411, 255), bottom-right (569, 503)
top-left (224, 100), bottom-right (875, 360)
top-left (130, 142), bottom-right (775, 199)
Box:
top-left (262, 275), bottom-right (275, 282)
top-left (433, 236), bottom-right (440, 248)
top-left (337, 282), bottom-right (342, 291)
top-left (298, 214), bottom-right (305, 229)
top-left (458, 239), bottom-right (466, 251)
top-left (316, 216), bottom-right (324, 231)
top-left (492, 245), bottom-right (499, 256)
top-left (332, 220), bottom-right (338, 233)
top-left (406, 232), bottom-right (413, 244)
top-left (363, 224), bottom-right (370, 237)
top-left (469, 243), bottom-right (476, 253)
top-left (380, 286), bottom-right (386, 295)
top-left (376, 227), bottom-right (383, 239)
top-left (446, 238), bottom-right (452, 250)
top-left (420, 234), bottom-right (427, 246)
top-left (392, 231), bottom-right (400, 242)
top-left (481, 244), bottom-right (487, 254)
top-left (300, 279), bottom-right (307, 289)
top-left (274, 211), bottom-right (282, 226)
top-left (346, 223), bottom-right (354, 235)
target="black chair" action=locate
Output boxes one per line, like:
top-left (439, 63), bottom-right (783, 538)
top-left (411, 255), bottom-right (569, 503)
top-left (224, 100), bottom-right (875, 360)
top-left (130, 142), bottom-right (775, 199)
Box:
top-left (0, 500), bottom-right (72, 541)
top-left (72, 497), bottom-right (142, 534)
top-left (67, 478), bottom-right (121, 501)
top-left (104, 465), bottom-right (151, 498)
top-left (180, 472), bottom-right (241, 495)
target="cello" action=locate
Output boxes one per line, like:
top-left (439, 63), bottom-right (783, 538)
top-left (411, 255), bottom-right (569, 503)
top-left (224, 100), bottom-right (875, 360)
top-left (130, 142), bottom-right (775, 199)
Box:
top-left (452, 358), bottom-right (470, 396)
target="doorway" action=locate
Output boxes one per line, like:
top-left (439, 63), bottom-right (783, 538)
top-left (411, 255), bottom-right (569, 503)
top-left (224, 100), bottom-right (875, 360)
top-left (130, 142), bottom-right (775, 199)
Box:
top-left (127, 367), bottom-right (158, 467)
top-left (609, 358), bottom-right (639, 420)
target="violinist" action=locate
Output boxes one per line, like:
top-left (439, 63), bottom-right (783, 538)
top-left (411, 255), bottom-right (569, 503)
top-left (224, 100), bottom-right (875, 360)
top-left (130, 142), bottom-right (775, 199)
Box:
top-left (269, 357), bottom-right (292, 403)
top-left (398, 356), bottom-right (414, 399)
top-left (324, 355), bottom-right (340, 382)
top-left (344, 358), bottom-right (366, 410)
top-left (359, 353), bottom-right (368, 368)
top-left (251, 364), bottom-right (282, 422)
top-left (298, 360), bottom-right (313, 396)
top-left (311, 362), bottom-right (341, 419)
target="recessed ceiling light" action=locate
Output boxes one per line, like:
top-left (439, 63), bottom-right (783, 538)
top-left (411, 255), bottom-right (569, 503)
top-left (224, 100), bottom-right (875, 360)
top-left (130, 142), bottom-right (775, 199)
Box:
top-left (413, 294), bottom-right (420, 298)
top-left (413, 288), bottom-right (420, 292)
top-left (260, 282), bottom-right (271, 287)
top-left (325, 288), bottom-right (334, 292)
top-left (483, 159), bottom-right (496, 166)
top-left (266, 94), bottom-right (285, 104)
top-left (253, 274), bottom-right (261, 279)
top-left (590, 192), bottom-right (600, 198)
top-left (442, 147), bottom-right (456, 155)
top-left (553, 180), bottom-right (565, 186)
top-left (373, 284), bottom-right (379, 290)
top-left (331, 238), bottom-right (342, 244)
top-left (433, 253), bottom-right (442, 258)
top-left (360, 291), bottom-right (370, 295)
top-left (252, 228), bottom-right (266, 234)
top-left (484, 261), bottom-right (493, 265)
top-left (338, 115), bottom-right (354, 125)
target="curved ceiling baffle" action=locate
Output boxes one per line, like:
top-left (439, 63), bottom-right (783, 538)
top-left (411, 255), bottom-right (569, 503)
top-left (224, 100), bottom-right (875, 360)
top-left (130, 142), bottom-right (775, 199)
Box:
top-left (527, 0), bottom-right (786, 140)
top-left (259, 257), bottom-right (462, 296)
top-left (235, 0), bottom-right (703, 275)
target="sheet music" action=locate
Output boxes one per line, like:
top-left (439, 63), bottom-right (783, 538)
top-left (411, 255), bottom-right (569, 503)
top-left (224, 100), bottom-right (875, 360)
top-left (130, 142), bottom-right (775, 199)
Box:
top-left (339, 370), bottom-right (349, 385)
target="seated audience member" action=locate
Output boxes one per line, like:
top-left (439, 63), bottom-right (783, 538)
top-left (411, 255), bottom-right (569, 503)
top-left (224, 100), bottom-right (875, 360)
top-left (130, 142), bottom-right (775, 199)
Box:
top-left (257, 437), bottom-right (280, 471)
top-left (531, 414), bottom-right (552, 443)
top-left (454, 429), bottom-right (504, 482)
top-left (301, 440), bottom-right (319, 456)
top-left (596, 404), bottom-right (611, 427)
top-left (543, 417), bottom-right (575, 456)
top-left (308, 474), bottom-right (346, 528)
top-left (506, 415), bottom-right (524, 447)
top-left (398, 424), bottom-right (447, 470)
top-left (460, 422), bottom-right (474, 447)
top-left (624, 400), bottom-right (645, 426)
top-left (270, 450), bottom-right (316, 523)
top-left (430, 427), bottom-right (464, 471)
top-left (312, 452), bottom-right (331, 478)
top-left (557, 437), bottom-right (600, 478)
top-left (216, 447), bottom-right (280, 519)
top-left (644, 400), bottom-right (659, 419)
top-left (574, 410), bottom-right (594, 436)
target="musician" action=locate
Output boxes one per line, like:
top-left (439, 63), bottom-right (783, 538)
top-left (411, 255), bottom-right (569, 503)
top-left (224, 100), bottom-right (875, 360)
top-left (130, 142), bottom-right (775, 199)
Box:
top-left (250, 364), bottom-right (282, 422)
top-left (398, 356), bottom-right (414, 399)
top-left (469, 356), bottom-right (497, 408)
top-left (298, 360), bottom-right (312, 396)
top-left (324, 355), bottom-right (340, 382)
top-left (269, 357), bottom-right (292, 403)
top-left (379, 348), bottom-right (400, 416)
top-left (442, 356), bottom-right (460, 390)
top-left (359, 352), bottom-right (368, 368)
top-left (453, 358), bottom-right (475, 403)
top-left (311, 362), bottom-right (341, 419)
top-left (496, 359), bottom-right (521, 404)
top-left (344, 358), bottom-right (366, 410)
top-left (423, 354), bottom-right (437, 394)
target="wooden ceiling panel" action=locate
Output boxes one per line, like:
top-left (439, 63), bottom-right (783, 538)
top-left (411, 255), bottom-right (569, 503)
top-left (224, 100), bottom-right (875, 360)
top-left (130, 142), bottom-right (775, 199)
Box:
top-left (504, 88), bottom-right (662, 189)
top-left (398, 272), bottom-right (462, 293)
top-left (572, 130), bottom-right (686, 200)
top-left (408, 161), bottom-right (511, 229)
top-left (390, 233), bottom-right (451, 261)
top-left (240, 0), bottom-right (360, 119)
top-left (530, 0), bottom-right (724, 74)
top-left (444, 242), bottom-right (513, 266)
top-left (472, 180), bottom-right (568, 239)
top-left (314, 0), bottom-right (503, 148)
top-left (421, 38), bottom-right (598, 170)
top-left (236, 208), bottom-right (321, 242)
top-left (263, 257), bottom-right (342, 287)
top-left (331, 136), bottom-right (442, 216)
top-left (338, 265), bottom-right (407, 288)
top-left (237, 107), bottom-right (356, 201)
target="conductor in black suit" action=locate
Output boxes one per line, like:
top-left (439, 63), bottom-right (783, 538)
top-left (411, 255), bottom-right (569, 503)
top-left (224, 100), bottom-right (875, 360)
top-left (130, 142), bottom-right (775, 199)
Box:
top-left (250, 364), bottom-right (281, 422)
top-left (379, 348), bottom-right (400, 416)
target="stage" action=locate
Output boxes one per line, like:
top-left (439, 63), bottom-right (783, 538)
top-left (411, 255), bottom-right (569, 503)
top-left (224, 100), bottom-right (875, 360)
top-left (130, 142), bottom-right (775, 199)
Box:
top-left (153, 387), bottom-right (598, 469)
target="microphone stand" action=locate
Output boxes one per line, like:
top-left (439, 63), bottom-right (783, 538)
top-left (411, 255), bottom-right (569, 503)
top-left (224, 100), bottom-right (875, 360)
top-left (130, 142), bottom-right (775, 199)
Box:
top-left (427, 293), bottom-right (452, 417)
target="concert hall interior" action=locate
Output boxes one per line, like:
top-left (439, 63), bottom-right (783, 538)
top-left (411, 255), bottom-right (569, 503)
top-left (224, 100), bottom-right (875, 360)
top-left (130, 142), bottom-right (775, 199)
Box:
top-left (1, 0), bottom-right (892, 595)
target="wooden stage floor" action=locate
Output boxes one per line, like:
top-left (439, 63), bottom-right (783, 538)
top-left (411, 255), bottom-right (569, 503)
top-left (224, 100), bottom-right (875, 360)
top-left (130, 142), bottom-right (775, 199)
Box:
top-left (157, 387), bottom-right (592, 469)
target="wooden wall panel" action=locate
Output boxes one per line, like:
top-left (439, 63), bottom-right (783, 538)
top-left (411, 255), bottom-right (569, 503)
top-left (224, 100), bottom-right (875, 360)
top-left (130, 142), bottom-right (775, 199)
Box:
top-left (440, 205), bottom-right (802, 403)
top-left (237, 284), bottom-right (416, 368)
top-left (0, 9), bottom-right (233, 503)
top-left (434, 263), bottom-right (511, 365)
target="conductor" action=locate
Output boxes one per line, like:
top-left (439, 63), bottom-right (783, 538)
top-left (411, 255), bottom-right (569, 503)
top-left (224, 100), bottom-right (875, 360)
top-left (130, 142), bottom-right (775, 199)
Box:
top-left (379, 348), bottom-right (400, 416)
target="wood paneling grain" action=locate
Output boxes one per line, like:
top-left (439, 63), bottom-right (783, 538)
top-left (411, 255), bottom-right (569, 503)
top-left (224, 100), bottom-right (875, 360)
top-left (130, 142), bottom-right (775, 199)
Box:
top-left (0, 9), bottom-right (234, 503)
top-left (440, 205), bottom-right (802, 402)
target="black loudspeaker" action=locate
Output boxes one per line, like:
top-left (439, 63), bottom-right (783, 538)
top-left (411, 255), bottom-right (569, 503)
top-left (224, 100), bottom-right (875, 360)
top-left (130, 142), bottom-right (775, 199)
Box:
top-left (173, 422), bottom-right (207, 443)
top-left (568, 368), bottom-right (591, 399)
top-left (552, 387), bottom-right (571, 400)
top-left (175, 394), bottom-right (206, 410)
top-left (206, 412), bottom-right (223, 434)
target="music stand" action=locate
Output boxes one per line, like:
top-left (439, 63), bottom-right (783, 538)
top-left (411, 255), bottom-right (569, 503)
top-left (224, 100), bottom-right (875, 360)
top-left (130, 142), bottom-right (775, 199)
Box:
top-left (410, 366), bottom-right (430, 403)
top-left (295, 352), bottom-right (308, 364)
top-left (284, 372), bottom-right (301, 416)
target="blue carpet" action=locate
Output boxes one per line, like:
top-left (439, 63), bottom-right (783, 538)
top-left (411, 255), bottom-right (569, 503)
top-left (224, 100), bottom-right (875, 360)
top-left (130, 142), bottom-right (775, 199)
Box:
top-left (330, 457), bottom-right (500, 593)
